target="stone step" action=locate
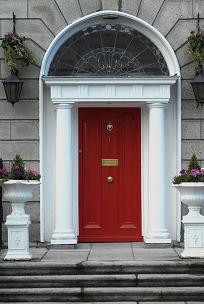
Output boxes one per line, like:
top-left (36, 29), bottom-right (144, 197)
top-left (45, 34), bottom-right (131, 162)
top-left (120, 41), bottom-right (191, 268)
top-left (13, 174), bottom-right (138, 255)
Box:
top-left (0, 273), bottom-right (204, 288)
top-left (0, 274), bottom-right (136, 288)
top-left (0, 302), bottom-right (194, 304)
top-left (1, 260), bottom-right (204, 276)
top-left (0, 302), bottom-right (150, 304)
top-left (0, 286), bottom-right (204, 302)
top-left (137, 273), bottom-right (204, 287)
top-left (1, 261), bottom-right (204, 302)
top-left (0, 302), bottom-right (202, 304)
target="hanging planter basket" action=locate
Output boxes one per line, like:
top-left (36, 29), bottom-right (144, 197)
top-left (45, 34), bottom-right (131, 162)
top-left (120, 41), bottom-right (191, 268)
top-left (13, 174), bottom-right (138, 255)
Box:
top-left (187, 14), bottom-right (204, 107)
top-left (0, 13), bottom-right (35, 106)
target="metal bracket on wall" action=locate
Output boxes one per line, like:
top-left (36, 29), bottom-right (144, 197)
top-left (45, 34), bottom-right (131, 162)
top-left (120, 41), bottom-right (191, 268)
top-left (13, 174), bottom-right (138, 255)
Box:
top-left (0, 12), bottom-right (16, 40)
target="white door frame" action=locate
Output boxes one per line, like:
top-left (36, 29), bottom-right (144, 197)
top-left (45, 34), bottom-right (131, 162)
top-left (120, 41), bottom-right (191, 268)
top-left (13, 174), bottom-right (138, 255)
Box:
top-left (39, 10), bottom-right (181, 243)
top-left (42, 76), bottom-right (178, 244)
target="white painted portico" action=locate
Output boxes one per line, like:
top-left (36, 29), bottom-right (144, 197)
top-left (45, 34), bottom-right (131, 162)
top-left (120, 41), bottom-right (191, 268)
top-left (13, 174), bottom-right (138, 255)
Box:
top-left (39, 11), bottom-right (181, 244)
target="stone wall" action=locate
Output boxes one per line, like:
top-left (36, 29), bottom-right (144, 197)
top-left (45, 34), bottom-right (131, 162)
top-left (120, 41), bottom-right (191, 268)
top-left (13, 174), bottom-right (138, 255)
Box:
top-left (0, 0), bottom-right (202, 243)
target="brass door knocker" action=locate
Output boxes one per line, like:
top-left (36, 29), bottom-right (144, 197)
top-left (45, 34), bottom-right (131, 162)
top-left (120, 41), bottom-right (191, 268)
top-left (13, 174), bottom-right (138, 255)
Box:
top-left (106, 121), bottom-right (113, 132)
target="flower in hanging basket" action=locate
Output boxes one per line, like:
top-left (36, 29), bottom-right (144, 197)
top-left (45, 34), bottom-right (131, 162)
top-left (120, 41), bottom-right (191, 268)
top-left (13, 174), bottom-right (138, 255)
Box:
top-left (0, 32), bottom-right (35, 74)
top-left (173, 153), bottom-right (204, 184)
top-left (187, 29), bottom-right (204, 64)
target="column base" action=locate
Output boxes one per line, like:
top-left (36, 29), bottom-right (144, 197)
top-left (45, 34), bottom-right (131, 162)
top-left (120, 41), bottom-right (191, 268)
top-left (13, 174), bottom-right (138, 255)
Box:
top-left (145, 238), bottom-right (172, 244)
top-left (145, 229), bottom-right (171, 243)
top-left (51, 239), bottom-right (77, 245)
top-left (51, 231), bottom-right (77, 245)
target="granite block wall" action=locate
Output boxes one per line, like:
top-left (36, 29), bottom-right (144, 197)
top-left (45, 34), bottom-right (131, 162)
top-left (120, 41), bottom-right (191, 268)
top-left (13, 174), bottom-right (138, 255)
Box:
top-left (0, 0), bottom-right (202, 243)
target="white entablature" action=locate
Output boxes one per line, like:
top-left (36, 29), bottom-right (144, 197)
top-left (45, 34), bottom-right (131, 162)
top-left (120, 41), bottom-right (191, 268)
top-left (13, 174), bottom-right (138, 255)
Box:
top-left (44, 77), bottom-right (177, 104)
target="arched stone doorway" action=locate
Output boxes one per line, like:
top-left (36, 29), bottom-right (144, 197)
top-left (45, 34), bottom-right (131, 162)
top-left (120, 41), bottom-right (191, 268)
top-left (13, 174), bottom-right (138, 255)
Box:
top-left (40, 11), bottom-right (181, 244)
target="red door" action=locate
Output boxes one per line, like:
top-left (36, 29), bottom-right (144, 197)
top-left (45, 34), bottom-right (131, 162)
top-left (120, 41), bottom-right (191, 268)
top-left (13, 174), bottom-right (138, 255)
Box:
top-left (78, 108), bottom-right (142, 242)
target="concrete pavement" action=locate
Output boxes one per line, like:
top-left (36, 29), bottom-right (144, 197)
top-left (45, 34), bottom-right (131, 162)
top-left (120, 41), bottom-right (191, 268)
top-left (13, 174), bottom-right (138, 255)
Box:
top-left (0, 242), bottom-right (184, 263)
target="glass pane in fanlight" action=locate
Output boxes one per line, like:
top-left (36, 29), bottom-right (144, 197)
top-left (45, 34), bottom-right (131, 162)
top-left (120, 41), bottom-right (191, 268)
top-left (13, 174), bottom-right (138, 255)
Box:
top-left (48, 24), bottom-right (169, 77)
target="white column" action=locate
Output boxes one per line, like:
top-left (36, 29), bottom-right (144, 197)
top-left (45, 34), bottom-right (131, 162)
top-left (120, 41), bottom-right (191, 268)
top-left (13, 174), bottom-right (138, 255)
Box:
top-left (51, 103), bottom-right (77, 244)
top-left (146, 103), bottom-right (171, 243)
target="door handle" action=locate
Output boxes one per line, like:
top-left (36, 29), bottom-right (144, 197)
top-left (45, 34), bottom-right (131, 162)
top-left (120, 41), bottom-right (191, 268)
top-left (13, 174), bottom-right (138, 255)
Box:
top-left (107, 176), bottom-right (114, 183)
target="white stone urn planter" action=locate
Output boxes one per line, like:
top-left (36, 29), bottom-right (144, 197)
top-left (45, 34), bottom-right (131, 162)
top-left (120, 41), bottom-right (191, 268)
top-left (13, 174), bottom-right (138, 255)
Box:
top-left (174, 182), bottom-right (204, 258)
top-left (2, 180), bottom-right (40, 260)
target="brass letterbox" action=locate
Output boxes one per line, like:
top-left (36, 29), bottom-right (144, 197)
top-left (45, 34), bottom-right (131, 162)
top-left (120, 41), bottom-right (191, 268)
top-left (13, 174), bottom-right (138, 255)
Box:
top-left (101, 159), bottom-right (119, 166)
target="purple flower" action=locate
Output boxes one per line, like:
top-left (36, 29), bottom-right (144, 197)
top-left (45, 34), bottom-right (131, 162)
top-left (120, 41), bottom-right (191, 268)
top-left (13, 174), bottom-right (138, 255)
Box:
top-left (180, 169), bottom-right (186, 175)
top-left (27, 165), bottom-right (39, 176)
top-left (12, 165), bottom-right (20, 171)
top-left (191, 169), bottom-right (200, 177)
top-left (0, 167), bottom-right (8, 175)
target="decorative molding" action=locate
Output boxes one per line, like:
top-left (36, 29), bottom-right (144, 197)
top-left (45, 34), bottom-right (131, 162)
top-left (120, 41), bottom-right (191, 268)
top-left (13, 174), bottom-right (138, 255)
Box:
top-left (44, 76), bottom-right (178, 84)
top-left (147, 103), bottom-right (167, 109)
top-left (44, 77), bottom-right (177, 104)
top-left (54, 103), bottom-right (74, 109)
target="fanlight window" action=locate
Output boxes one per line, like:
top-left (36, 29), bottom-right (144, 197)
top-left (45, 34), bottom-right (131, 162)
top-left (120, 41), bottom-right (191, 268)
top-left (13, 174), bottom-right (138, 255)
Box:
top-left (48, 24), bottom-right (169, 77)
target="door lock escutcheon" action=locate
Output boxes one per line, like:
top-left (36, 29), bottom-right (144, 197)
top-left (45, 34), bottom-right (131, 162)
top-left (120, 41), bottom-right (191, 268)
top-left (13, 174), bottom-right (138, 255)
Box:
top-left (107, 176), bottom-right (114, 183)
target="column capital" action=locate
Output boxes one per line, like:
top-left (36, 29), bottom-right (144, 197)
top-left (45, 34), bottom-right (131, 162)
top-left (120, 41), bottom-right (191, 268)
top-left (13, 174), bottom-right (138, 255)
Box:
top-left (54, 103), bottom-right (74, 110)
top-left (147, 102), bottom-right (167, 109)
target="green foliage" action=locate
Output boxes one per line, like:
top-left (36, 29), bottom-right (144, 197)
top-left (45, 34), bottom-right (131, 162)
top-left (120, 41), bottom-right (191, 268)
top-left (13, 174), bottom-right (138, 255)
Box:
top-left (188, 30), bottom-right (204, 64)
top-left (173, 172), bottom-right (204, 184)
top-left (173, 173), bottom-right (192, 184)
top-left (173, 153), bottom-right (204, 184)
top-left (188, 153), bottom-right (201, 170)
top-left (10, 154), bottom-right (25, 179)
top-left (0, 32), bottom-right (35, 74)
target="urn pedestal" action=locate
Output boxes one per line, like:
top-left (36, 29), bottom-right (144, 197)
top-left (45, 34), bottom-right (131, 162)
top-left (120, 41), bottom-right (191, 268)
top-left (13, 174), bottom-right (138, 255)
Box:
top-left (174, 183), bottom-right (204, 258)
top-left (2, 180), bottom-right (39, 260)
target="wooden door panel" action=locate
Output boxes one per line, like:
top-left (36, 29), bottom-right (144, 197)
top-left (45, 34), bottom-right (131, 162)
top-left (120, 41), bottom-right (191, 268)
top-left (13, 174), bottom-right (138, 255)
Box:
top-left (118, 111), bottom-right (141, 231)
top-left (79, 112), bottom-right (102, 231)
top-left (79, 108), bottom-right (142, 242)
